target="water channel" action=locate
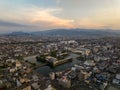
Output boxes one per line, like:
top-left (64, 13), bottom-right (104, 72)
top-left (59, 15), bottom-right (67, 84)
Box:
top-left (24, 53), bottom-right (81, 75)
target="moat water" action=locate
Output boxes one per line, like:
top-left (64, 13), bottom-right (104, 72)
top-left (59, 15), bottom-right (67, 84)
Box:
top-left (24, 53), bottom-right (81, 75)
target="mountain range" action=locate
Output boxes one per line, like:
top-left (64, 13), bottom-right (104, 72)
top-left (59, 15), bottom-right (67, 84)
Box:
top-left (5, 29), bottom-right (120, 38)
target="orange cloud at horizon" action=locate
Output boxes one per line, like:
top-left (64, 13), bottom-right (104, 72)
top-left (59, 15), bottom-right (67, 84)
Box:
top-left (0, 6), bottom-right (120, 31)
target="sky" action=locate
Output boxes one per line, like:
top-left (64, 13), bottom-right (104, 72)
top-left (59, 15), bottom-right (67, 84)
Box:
top-left (0, 0), bottom-right (120, 33)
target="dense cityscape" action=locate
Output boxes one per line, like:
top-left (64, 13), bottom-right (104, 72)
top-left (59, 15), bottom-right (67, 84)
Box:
top-left (0, 35), bottom-right (120, 90)
top-left (1, 0), bottom-right (120, 90)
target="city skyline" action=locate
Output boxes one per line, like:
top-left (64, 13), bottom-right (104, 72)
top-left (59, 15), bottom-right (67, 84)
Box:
top-left (0, 0), bottom-right (120, 33)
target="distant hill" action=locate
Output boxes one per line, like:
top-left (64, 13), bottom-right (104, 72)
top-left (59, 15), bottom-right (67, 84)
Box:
top-left (31, 29), bottom-right (120, 37)
top-left (6, 29), bottom-right (120, 38)
top-left (7, 31), bottom-right (30, 36)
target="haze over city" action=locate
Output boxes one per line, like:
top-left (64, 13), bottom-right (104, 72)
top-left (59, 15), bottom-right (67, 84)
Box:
top-left (0, 0), bottom-right (120, 33)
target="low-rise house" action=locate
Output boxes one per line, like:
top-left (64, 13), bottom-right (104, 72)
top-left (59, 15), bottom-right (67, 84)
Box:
top-left (84, 60), bottom-right (95, 66)
top-left (22, 85), bottom-right (31, 90)
top-left (16, 79), bottom-right (22, 87)
top-left (32, 75), bottom-right (39, 81)
top-left (116, 74), bottom-right (120, 80)
top-left (31, 82), bottom-right (40, 90)
top-left (15, 60), bottom-right (22, 67)
top-left (9, 68), bottom-right (16, 73)
top-left (58, 76), bottom-right (71, 88)
top-left (49, 72), bottom-right (55, 80)
top-left (113, 74), bottom-right (120, 85)
top-left (44, 85), bottom-right (56, 90)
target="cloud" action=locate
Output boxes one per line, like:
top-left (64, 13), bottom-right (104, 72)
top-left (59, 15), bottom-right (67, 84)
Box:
top-left (56, 0), bottom-right (61, 4)
top-left (0, 20), bottom-right (34, 33)
top-left (23, 7), bottom-right (74, 28)
top-left (75, 19), bottom-right (110, 29)
top-left (0, 6), bottom-right (74, 31)
top-left (0, 20), bottom-right (27, 27)
top-left (0, 0), bottom-right (120, 32)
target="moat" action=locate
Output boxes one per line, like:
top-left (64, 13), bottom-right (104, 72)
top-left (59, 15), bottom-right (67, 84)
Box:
top-left (24, 53), bottom-right (81, 75)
